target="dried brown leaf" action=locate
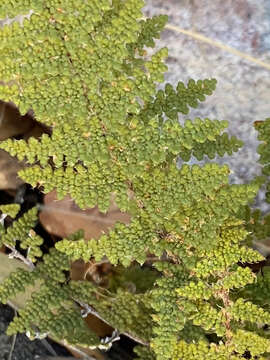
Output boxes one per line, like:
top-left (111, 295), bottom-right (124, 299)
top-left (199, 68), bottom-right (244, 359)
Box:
top-left (39, 190), bottom-right (131, 240)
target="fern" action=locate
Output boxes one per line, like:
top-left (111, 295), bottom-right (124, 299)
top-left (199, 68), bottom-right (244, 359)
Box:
top-left (0, 1), bottom-right (270, 359)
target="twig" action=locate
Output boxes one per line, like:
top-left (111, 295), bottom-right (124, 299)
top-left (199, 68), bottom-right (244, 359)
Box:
top-left (35, 357), bottom-right (87, 360)
top-left (8, 333), bottom-right (17, 360)
top-left (164, 23), bottom-right (270, 71)
top-left (40, 339), bottom-right (58, 357)
top-left (78, 301), bottom-right (149, 346)
top-left (83, 259), bottom-right (110, 280)
top-left (99, 329), bottom-right (120, 351)
top-left (1, 212), bottom-right (35, 269)
top-left (61, 342), bottom-right (97, 360)
top-left (8, 309), bottom-right (17, 360)
top-left (0, 213), bottom-right (7, 225)
top-left (5, 244), bottom-right (35, 270)
top-left (140, 16), bottom-right (270, 72)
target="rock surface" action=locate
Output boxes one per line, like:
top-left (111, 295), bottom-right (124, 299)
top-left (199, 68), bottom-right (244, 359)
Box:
top-left (0, 304), bottom-right (69, 360)
top-left (143, 0), bottom-right (270, 212)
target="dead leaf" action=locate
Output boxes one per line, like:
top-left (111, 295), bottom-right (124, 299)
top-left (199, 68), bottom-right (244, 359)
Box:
top-left (0, 149), bottom-right (25, 189)
top-left (84, 313), bottom-right (113, 338)
top-left (0, 101), bottom-right (50, 190)
top-left (39, 190), bottom-right (131, 240)
top-left (71, 259), bottom-right (113, 284)
top-left (0, 101), bottom-right (33, 140)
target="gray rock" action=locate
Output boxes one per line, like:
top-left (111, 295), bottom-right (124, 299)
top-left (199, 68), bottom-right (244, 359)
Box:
top-left (144, 0), bottom-right (270, 213)
top-left (0, 304), bottom-right (54, 360)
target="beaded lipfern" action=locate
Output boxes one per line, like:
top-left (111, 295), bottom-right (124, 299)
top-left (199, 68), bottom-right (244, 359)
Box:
top-left (1, 1), bottom-right (270, 359)
top-left (0, 0), bottom-right (241, 212)
top-left (0, 207), bottom-right (99, 347)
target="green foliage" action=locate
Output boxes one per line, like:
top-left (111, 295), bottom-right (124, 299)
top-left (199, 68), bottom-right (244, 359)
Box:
top-left (255, 118), bottom-right (270, 202)
top-left (171, 337), bottom-right (270, 360)
top-left (142, 79), bottom-right (217, 120)
top-left (0, 207), bottom-right (38, 248)
top-left (69, 280), bottom-right (154, 344)
top-left (134, 345), bottom-right (156, 360)
top-left (0, 0), bottom-right (240, 213)
top-left (237, 267), bottom-right (270, 310)
top-left (0, 1), bottom-right (270, 359)
top-left (108, 264), bottom-right (159, 293)
top-left (0, 204), bottom-right (20, 218)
